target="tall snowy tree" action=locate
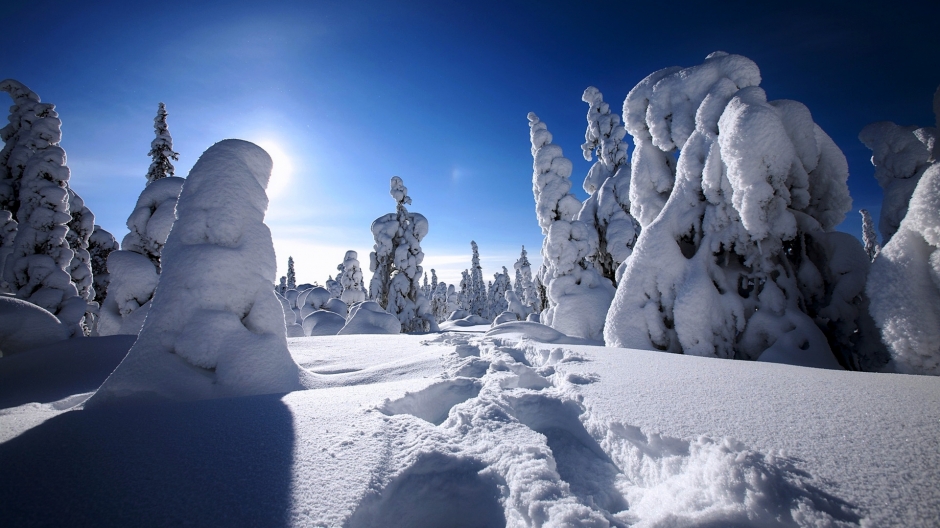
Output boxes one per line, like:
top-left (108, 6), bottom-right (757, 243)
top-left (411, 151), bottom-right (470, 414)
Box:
top-left (89, 140), bottom-right (304, 405)
top-left (864, 88), bottom-right (940, 375)
top-left (513, 245), bottom-right (538, 313)
top-left (528, 112), bottom-right (614, 340)
top-left (469, 241), bottom-right (487, 317)
top-left (0, 79), bottom-right (88, 333)
top-left (576, 87), bottom-right (639, 284)
top-left (368, 176), bottom-right (438, 332)
top-left (488, 266), bottom-right (511, 318)
top-left (145, 102), bottom-right (179, 185)
top-left (860, 209), bottom-right (880, 261)
top-left (458, 269), bottom-right (471, 310)
top-left (606, 52), bottom-right (880, 370)
top-left (287, 256), bottom-right (296, 290)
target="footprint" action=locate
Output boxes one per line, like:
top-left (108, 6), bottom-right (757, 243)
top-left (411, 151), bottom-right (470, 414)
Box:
top-left (345, 453), bottom-right (504, 528)
top-left (379, 378), bottom-right (482, 425)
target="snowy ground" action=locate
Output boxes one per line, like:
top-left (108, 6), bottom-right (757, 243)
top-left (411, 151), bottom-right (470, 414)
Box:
top-left (1, 330), bottom-right (937, 527)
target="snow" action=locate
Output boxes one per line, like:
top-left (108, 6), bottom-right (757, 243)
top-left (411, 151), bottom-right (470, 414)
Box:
top-left (339, 300), bottom-right (402, 335)
top-left (0, 329), bottom-right (936, 526)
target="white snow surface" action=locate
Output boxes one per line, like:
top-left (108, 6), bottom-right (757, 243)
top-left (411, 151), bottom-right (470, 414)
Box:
top-left (0, 294), bottom-right (69, 355)
top-left (0, 330), bottom-right (936, 527)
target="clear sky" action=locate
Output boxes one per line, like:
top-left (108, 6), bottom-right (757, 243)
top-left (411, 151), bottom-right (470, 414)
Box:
top-left (2, 0), bottom-right (938, 286)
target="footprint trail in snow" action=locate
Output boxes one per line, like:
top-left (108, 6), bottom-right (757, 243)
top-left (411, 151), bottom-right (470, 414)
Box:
top-left (347, 333), bottom-right (863, 527)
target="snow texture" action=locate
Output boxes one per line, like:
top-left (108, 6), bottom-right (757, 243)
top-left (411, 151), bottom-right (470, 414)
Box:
top-left (88, 139), bottom-right (306, 405)
top-left (605, 52), bottom-right (873, 369)
top-left (867, 163), bottom-right (940, 375)
top-left (303, 309), bottom-right (346, 336)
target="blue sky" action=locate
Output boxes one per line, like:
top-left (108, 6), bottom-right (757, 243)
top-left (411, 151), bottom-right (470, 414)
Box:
top-left (2, 0), bottom-right (938, 286)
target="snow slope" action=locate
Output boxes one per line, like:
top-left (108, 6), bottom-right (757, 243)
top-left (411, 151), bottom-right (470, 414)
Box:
top-left (0, 331), bottom-right (937, 527)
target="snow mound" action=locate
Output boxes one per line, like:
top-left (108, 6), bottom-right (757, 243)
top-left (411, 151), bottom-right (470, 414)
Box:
top-left (302, 309), bottom-right (346, 337)
top-left (485, 321), bottom-right (602, 345)
top-left (338, 301), bottom-right (401, 335)
top-left (0, 295), bottom-right (69, 356)
top-left (87, 139), bottom-right (304, 405)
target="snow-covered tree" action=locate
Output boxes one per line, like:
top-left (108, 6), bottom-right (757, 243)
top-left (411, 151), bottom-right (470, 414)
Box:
top-left (468, 241), bottom-right (487, 318)
top-left (859, 119), bottom-right (937, 244)
top-left (88, 225), bottom-right (118, 305)
top-left (287, 256), bottom-right (296, 290)
top-left (98, 176), bottom-right (184, 336)
top-left (864, 89), bottom-right (940, 375)
top-left (431, 280), bottom-right (448, 322)
top-left (368, 176), bottom-right (438, 332)
top-left (144, 102), bottom-right (179, 185)
top-left (88, 139), bottom-right (305, 405)
top-left (278, 276), bottom-right (287, 296)
top-left (340, 250), bottom-right (366, 305)
top-left (576, 87), bottom-right (639, 284)
top-left (513, 245), bottom-right (538, 313)
top-left (860, 209), bottom-right (880, 261)
top-left (458, 269), bottom-right (471, 310)
top-left (487, 266), bottom-right (511, 318)
top-left (0, 79), bottom-right (88, 333)
top-left (606, 52), bottom-right (879, 370)
top-left (445, 284), bottom-right (459, 316)
top-left (528, 112), bottom-right (615, 340)
top-left (66, 188), bottom-right (95, 304)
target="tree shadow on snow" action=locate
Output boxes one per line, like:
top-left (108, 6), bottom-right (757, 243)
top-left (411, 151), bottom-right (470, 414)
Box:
top-left (0, 393), bottom-right (296, 527)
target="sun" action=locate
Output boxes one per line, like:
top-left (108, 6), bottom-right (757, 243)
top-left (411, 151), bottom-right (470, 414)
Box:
top-left (255, 140), bottom-right (292, 198)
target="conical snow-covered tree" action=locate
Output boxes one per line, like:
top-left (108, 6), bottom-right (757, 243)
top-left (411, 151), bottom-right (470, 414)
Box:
top-left (864, 89), bottom-right (940, 375)
top-left (369, 176), bottom-right (438, 332)
top-left (0, 79), bottom-right (87, 333)
top-left (98, 175), bottom-right (184, 336)
top-left (469, 241), bottom-right (487, 317)
top-left (89, 139), bottom-right (305, 405)
top-left (145, 102), bottom-right (179, 185)
top-left (287, 256), bottom-right (296, 290)
top-left (861, 209), bottom-right (880, 261)
top-left (488, 266), bottom-right (511, 318)
top-left (458, 269), bottom-right (471, 310)
top-left (606, 52), bottom-right (879, 370)
top-left (529, 112), bottom-right (614, 340)
top-left (576, 87), bottom-right (639, 284)
top-left (66, 188), bottom-right (95, 303)
top-left (513, 245), bottom-right (538, 313)
top-left (340, 250), bottom-right (366, 305)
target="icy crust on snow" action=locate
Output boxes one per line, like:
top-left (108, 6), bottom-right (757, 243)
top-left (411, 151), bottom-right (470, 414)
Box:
top-left (88, 140), bottom-right (304, 405)
top-left (0, 295), bottom-right (69, 355)
top-left (868, 164), bottom-right (940, 375)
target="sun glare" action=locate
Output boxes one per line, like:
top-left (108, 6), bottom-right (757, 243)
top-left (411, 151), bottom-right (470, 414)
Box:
top-left (256, 140), bottom-right (292, 198)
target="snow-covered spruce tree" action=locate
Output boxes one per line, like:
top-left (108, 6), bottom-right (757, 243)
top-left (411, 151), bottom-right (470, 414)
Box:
top-left (66, 189), bottom-right (95, 302)
top-left (339, 250), bottom-right (366, 305)
top-left (278, 276), bottom-right (287, 296)
top-left (98, 175), bottom-right (184, 336)
top-left (89, 139), bottom-right (305, 405)
top-left (864, 89), bottom-right (940, 375)
top-left (606, 52), bottom-right (882, 370)
top-left (145, 102), bottom-right (179, 185)
top-left (468, 241), bottom-right (487, 318)
top-left (859, 118), bottom-right (938, 245)
top-left (576, 87), bottom-right (639, 284)
top-left (445, 284), bottom-right (459, 315)
top-left (860, 209), bottom-right (880, 261)
top-left (326, 274), bottom-right (342, 299)
top-left (287, 256), bottom-right (296, 290)
top-left (0, 79), bottom-right (88, 333)
top-left (368, 176), bottom-right (438, 332)
top-left (488, 266), bottom-right (511, 318)
top-left (88, 225), bottom-right (118, 306)
top-left (432, 280), bottom-right (448, 322)
top-left (529, 112), bottom-right (614, 340)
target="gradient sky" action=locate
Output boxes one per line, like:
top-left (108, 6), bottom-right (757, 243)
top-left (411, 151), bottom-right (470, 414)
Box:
top-left (2, 0), bottom-right (938, 286)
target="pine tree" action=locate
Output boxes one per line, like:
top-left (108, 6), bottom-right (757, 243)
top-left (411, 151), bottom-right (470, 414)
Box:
top-left (145, 103), bottom-right (179, 185)
top-left (88, 225), bottom-right (118, 305)
top-left (339, 250), bottom-right (366, 305)
top-left (287, 256), bottom-right (296, 290)
top-left (469, 241), bottom-right (486, 317)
